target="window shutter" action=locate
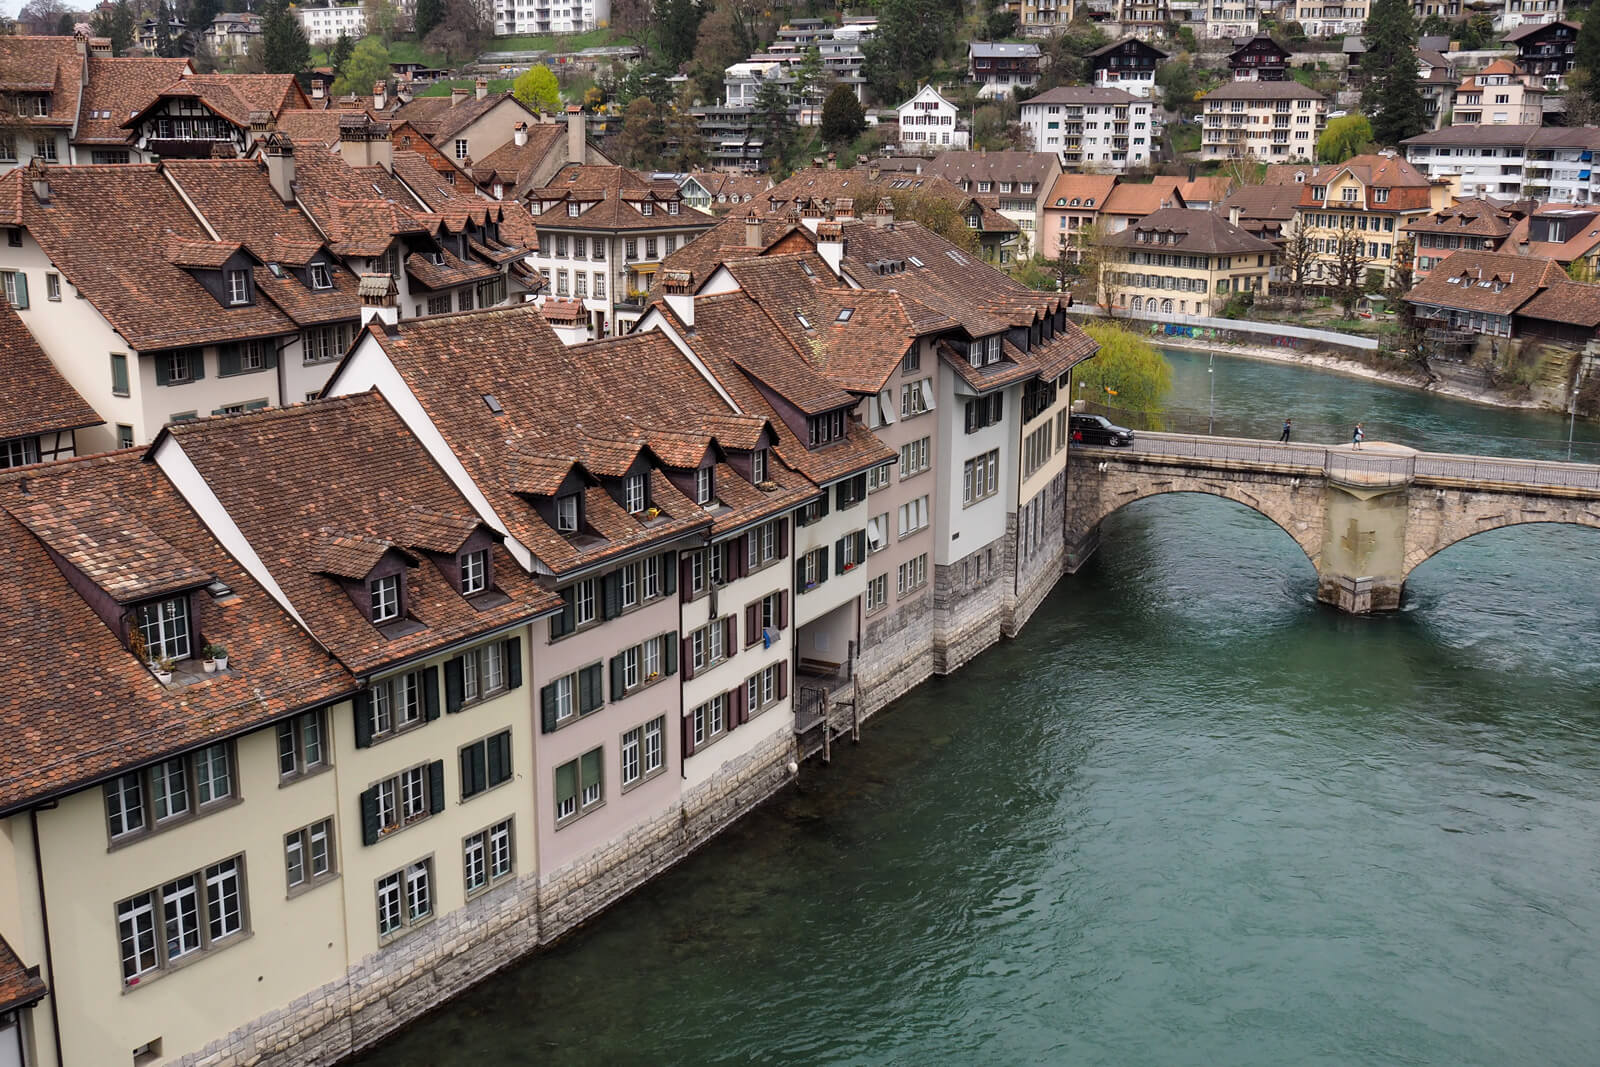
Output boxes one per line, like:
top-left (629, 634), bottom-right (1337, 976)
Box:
top-left (681, 713), bottom-right (695, 758)
top-left (817, 545), bottom-right (829, 583)
top-left (920, 378), bottom-right (936, 410)
top-left (736, 683), bottom-right (749, 726)
top-left (495, 732), bottom-right (512, 785)
top-left (218, 344), bottom-right (241, 377)
top-left (663, 633), bottom-right (678, 676)
top-left (777, 662), bottom-right (788, 700)
top-left (603, 572), bottom-right (621, 619)
top-left (733, 537), bottom-right (748, 579)
top-left (505, 636), bottom-right (522, 689)
top-left (539, 683), bottom-right (558, 733)
top-left (263, 344), bottom-right (279, 370)
top-left (778, 591), bottom-right (788, 630)
top-left (190, 350), bottom-right (205, 381)
top-left (460, 746), bottom-right (479, 797)
top-left (661, 552), bottom-right (677, 596)
top-left (834, 537), bottom-right (846, 575)
top-left (154, 356), bottom-right (170, 387)
top-left (485, 736), bottom-right (503, 787)
top-left (610, 654), bottom-right (625, 700)
top-left (994, 392), bottom-right (1003, 418)
top-left (964, 402), bottom-right (975, 434)
top-left (428, 760), bottom-right (445, 814)
top-left (10, 273), bottom-right (26, 309)
top-left (679, 553), bottom-right (693, 603)
top-left (745, 603), bottom-right (758, 645)
top-left (422, 666), bottom-right (440, 721)
top-left (879, 389), bottom-right (897, 424)
top-left (795, 556), bottom-right (805, 592)
top-left (854, 530), bottom-right (867, 564)
top-left (724, 615), bottom-right (737, 659)
top-left (444, 658), bottom-right (465, 713)
top-left (778, 519), bottom-right (789, 559)
top-left (552, 589), bottom-right (574, 638)
top-left (360, 786), bottom-right (380, 846)
top-left (681, 636), bottom-right (694, 681)
top-left (353, 691), bottom-right (373, 748)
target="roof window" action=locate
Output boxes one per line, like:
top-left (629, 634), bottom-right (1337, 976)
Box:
top-left (836, 308), bottom-right (854, 322)
top-left (483, 394), bottom-right (504, 415)
top-left (796, 310), bottom-right (814, 329)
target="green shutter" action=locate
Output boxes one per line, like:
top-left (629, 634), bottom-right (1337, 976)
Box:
top-left (459, 745), bottom-right (479, 798)
top-left (428, 759), bottom-right (445, 814)
top-left (817, 545), bottom-right (829, 583)
top-left (661, 552), bottom-right (677, 596)
top-left (505, 637), bottom-right (522, 689)
top-left (263, 343), bottom-right (279, 370)
top-left (111, 354), bottom-right (129, 396)
top-left (218, 344), bottom-right (241, 377)
top-left (854, 530), bottom-right (867, 564)
top-left (444, 657), bottom-right (465, 713)
top-left (487, 731), bottom-right (508, 786)
top-left (834, 537), bottom-right (846, 574)
top-left (190, 349), bottom-right (205, 381)
top-left (422, 666), bottom-right (440, 721)
top-left (154, 354), bottom-right (170, 387)
top-left (610, 654), bottom-right (625, 700)
top-left (602, 572), bottom-right (621, 619)
top-left (555, 759), bottom-right (576, 812)
top-left (663, 634), bottom-right (677, 676)
top-left (353, 692), bottom-right (372, 748)
top-left (540, 683), bottom-right (558, 733)
top-left (580, 664), bottom-right (602, 713)
top-left (580, 748), bottom-right (602, 798)
top-left (360, 786), bottom-right (379, 845)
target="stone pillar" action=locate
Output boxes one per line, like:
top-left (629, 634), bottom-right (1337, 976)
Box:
top-left (1316, 481), bottom-right (1409, 613)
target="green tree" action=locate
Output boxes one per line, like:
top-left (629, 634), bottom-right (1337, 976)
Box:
top-left (1037, 23), bottom-right (1111, 89)
top-left (1078, 323), bottom-right (1172, 415)
top-left (332, 37), bottom-right (390, 97)
top-left (363, 0), bottom-right (399, 44)
top-left (1385, 236), bottom-right (1416, 305)
top-left (654, 0), bottom-right (705, 68)
top-left (514, 65), bottom-right (562, 113)
top-left (330, 33), bottom-right (354, 74)
top-left (888, 192), bottom-right (980, 253)
top-left (864, 0), bottom-right (948, 100)
top-left (1577, 15), bottom-right (1600, 108)
top-left (1359, 0), bottom-right (1425, 145)
top-left (615, 94), bottom-right (664, 168)
top-left (691, 4), bottom-right (744, 76)
top-left (985, 8), bottom-right (1019, 38)
top-left (1317, 113), bottom-right (1372, 162)
top-left (664, 104), bottom-right (706, 169)
top-left (1155, 53), bottom-right (1201, 120)
top-left (424, 0), bottom-right (489, 68)
top-left (793, 46), bottom-right (826, 110)
top-left (90, 0), bottom-right (135, 56)
top-left (414, 0), bottom-right (445, 38)
top-left (820, 84), bottom-right (865, 144)
top-left (188, 0), bottom-right (222, 35)
top-left (754, 79), bottom-right (795, 171)
top-left (1456, 11), bottom-right (1494, 50)
top-left (260, 0), bottom-right (309, 74)
top-left (152, 2), bottom-right (175, 57)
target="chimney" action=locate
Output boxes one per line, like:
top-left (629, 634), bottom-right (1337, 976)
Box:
top-left (514, 121), bottom-right (528, 147)
top-left (396, 81), bottom-right (413, 105)
top-left (359, 273), bottom-right (400, 327)
top-left (373, 81), bottom-right (387, 111)
top-left (566, 105), bottom-right (585, 162)
top-left (451, 86), bottom-right (469, 108)
top-left (312, 78), bottom-right (325, 100)
top-left (1229, 206), bottom-right (1241, 228)
top-left (25, 160), bottom-right (48, 204)
top-left (1187, 162), bottom-right (1197, 182)
top-left (662, 270), bottom-right (695, 327)
top-left (815, 219), bottom-right (844, 275)
top-left (339, 115), bottom-right (394, 174)
top-left (264, 132), bottom-right (295, 203)
top-left (248, 109), bottom-right (272, 147)
top-left (867, 162), bottom-right (880, 181)
top-left (872, 196), bottom-right (895, 229)
top-left (475, 76), bottom-right (489, 101)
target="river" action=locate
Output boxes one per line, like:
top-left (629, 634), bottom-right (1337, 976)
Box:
top-left (351, 349), bottom-right (1600, 1066)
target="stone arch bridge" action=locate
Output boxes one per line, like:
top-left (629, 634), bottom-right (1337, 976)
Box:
top-left (1066, 433), bottom-right (1600, 613)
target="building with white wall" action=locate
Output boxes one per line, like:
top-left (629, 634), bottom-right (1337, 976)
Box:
top-left (295, 3), bottom-right (366, 45)
top-left (1019, 86), bottom-right (1152, 171)
top-left (896, 85), bottom-right (970, 151)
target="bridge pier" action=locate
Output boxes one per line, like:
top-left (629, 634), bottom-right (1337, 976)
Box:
top-left (1314, 481), bottom-right (1409, 614)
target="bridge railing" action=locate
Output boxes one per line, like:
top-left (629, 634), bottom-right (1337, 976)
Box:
top-left (1413, 452), bottom-right (1600, 491)
top-left (1325, 450), bottom-right (1415, 487)
top-left (1120, 432), bottom-right (1328, 469)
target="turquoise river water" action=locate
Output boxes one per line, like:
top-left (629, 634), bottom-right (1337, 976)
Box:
top-left (353, 349), bottom-right (1600, 1066)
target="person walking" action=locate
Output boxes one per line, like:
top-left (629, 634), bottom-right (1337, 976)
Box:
top-left (1352, 422), bottom-right (1364, 450)
top-left (1279, 418), bottom-right (1292, 443)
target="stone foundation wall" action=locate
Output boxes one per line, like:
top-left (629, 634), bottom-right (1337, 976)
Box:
top-left (176, 732), bottom-right (797, 1067)
top-left (856, 592), bottom-right (935, 721)
top-left (929, 531), bottom-right (1009, 675)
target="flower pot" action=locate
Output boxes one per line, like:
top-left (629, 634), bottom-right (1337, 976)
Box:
top-left (216, 656), bottom-right (228, 670)
top-left (203, 659), bottom-right (218, 673)
top-left (153, 669), bottom-right (173, 685)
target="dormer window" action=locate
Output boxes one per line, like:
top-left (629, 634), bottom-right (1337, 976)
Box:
top-left (668, 201), bottom-right (680, 215)
top-left (227, 269), bottom-right (250, 305)
top-left (370, 574), bottom-right (401, 623)
top-left (310, 263), bottom-right (332, 289)
top-left (555, 493), bottom-right (580, 533)
top-left (807, 411), bottom-right (846, 447)
top-left (624, 472), bottom-right (648, 514)
top-left (1374, 189), bottom-right (1390, 204)
top-left (695, 467), bottom-right (714, 505)
top-left (135, 595), bottom-right (192, 662)
top-left (567, 201), bottom-right (581, 217)
top-left (459, 548), bottom-right (489, 595)
top-left (640, 201), bottom-right (654, 216)
top-left (751, 448), bottom-right (767, 484)
top-left (1311, 185), bottom-right (1326, 200)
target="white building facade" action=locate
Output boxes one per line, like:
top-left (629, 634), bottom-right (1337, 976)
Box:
top-left (896, 85), bottom-right (970, 151)
top-left (1019, 87), bottom-right (1152, 171)
top-left (295, 3), bottom-right (367, 45)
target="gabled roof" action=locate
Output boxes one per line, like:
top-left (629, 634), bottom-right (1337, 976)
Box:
top-left (0, 36), bottom-right (81, 130)
top-left (1504, 206), bottom-right (1600, 265)
top-left (1203, 81), bottom-right (1324, 101)
top-left (1294, 153), bottom-right (1438, 212)
top-left (1021, 86), bottom-right (1138, 106)
top-left (1515, 281), bottom-right (1600, 327)
top-left (1107, 206), bottom-right (1279, 256)
top-left (1101, 176), bottom-right (1186, 217)
top-left (388, 90), bottom-right (529, 144)
top-left (1086, 36), bottom-right (1170, 60)
top-left (1404, 250), bottom-right (1567, 316)
top-left (123, 73), bottom-right (309, 129)
top-left (0, 304), bottom-right (103, 443)
top-left (969, 41), bottom-right (1040, 58)
top-left (1046, 172), bottom-right (1117, 211)
top-left (1178, 175), bottom-right (1235, 204)
top-left (76, 56), bottom-right (193, 145)
top-left (1403, 198), bottom-right (1520, 240)
top-left (1219, 183), bottom-right (1303, 225)
top-left (917, 150), bottom-right (1061, 189)
top-left (527, 163), bottom-right (704, 233)
top-left (1502, 18), bottom-right (1578, 42)
top-left (469, 122), bottom-right (564, 188)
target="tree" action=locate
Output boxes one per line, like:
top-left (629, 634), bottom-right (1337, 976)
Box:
top-left (1279, 217), bottom-right (1315, 309)
top-left (89, 0), bottom-right (135, 56)
top-left (1156, 54), bottom-right (1201, 121)
top-left (1569, 257), bottom-right (1598, 284)
top-left (985, 8), bottom-right (1019, 38)
top-left (615, 95), bottom-right (663, 169)
top-left (864, 0), bottom-right (948, 100)
top-left (820, 84), bottom-right (865, 144)
top-left (1328, 225), bottom-right (1372, 318)
top-left (424, 0), bottom-right (489, 68)
top-left (754, 78), bottom-right (795, 172)
top-left (1456, 11), bottom-right (1494, 50)
top-left (187, 0), bottom-right (222, 38)
top-left (1317, 113), bottom-right (1372, 163)
top-left (1578, 15), bottom-right (1600, 109)
top-left (414, 0), bottom-right (445, 38)
top-left (330, 33), bottom-right (355, 74)
top-left (664, 103), bottom-right (705, 169)
top-left (363, 0), bottom-right (399, 44)
top-left (690, 5), bottom-right (744, 81)
top-left (1078, 219), bottom-right (1124, 317)
top-left (793, 46), bottom-right (827, 111)
top-left (260, 0), bottom-right (309, 74)
top-left (1359, 0), bottom-right (1426, 145)
top-left (888, 191), bottom-right (980, 254)
top-left (1385, 236), bottom-right (1416, 307)
top-left (17, 0), bottom-right (70, 34)
top-left (1077, 323), bottom-right (1173, 415)
top-left (514, 65), bottom-right (562, 113)
top-left (654, 0), bottom-right (705, 69)
top-left (332, 37), bottom-right (390, 96)
top-left (610, 0), bottom-right (652, 37)
top-left (1036, 23), bottom-right (1111, 89)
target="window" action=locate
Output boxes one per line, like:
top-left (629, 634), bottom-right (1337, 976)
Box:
top-left (574, 577), bottom-right (596, 626)
top-left (363, 669), bottom-right (427, 743)
top-left (807, 411), bottom-right (846, 446)
top-left (555, 492), bottom-right (580, 532)
top-left (646, 237), bottom-right (658, 258)
top-left (621, 714), bottom-right (667, 789)
top-left (745, 663), bottom-right (783, 715)
top-left (751, 448), bottom-right (768, 485)
top-left (835, 473), bottom-right (867, 511)
top-left (455, 138), bottom-right (469, 159)
top-left (626, 239), bottom-right (637, 260)
top-left (377, 858), bottom-right (433, 941)
top-left (963, 450), bottom-right (1001, 506)
top-left (227, 270), bottom-right (249, 305)
top-left (641, 203), bottom-right (655, 219)
top-left (456, 640), bottom-right (508, 705)
top-left (902, 348), bottom-right (921, 373)
top-left (460, 548), bottom-right (489, 595)
top-left (554, 235), bottom-right (569, 258)
top-left (458, 288), bottom-right (475, 312)
top-left (463, 819), bottom-right (514, 896)
top-left (44, 271), bottom-right (59, 301)
top-left (539, 662), bottom-right (604, 729)
top-left (33, 137), bottom-right (56, 162)
top-left (897, 495), bottom-right (930, 538)
top-left (370, 574), bottom-right (401, 622)
top-left (285, 819), bottom-right (335, 890)
top-left (277, 709), bottom-right (327, 780)
top-left (309, 263), bottom-right (332, 289)
top-left (117, 856), bottom-right (247, 985)
top-left (866, 573), bottom-right (888, 613)
top-left (459, 730), bottom-right (513, 799)
top-left (302, 322), bottom-right (354, 364)
top-left (695, 466), bottom-right (715, 505)
top-left (964, 394), bottom-right (1005, 434)
top-left (163, 350), bottom-right (195, 385)
top-left (136, 595), bottom-right (191, 661)
top-left (1024, 421), bottom-right (1054, 477)
top-left (567, 201), bottom-right (581, 217)
top-left (102, 742), bottom-right (234, 843)
top-left (898, 553), bottom-right (929, 597)
top-left (745, 519), bottom-right (781, 569)
top-left (0, 437), bottom-right (37, 468)
top-left (690, 617), bottom-right (731, 672)
top-left (900, 378), bottom-right (933, 419)
top-left (117, 424), bottom-right (134, 449)
top-left (797, 546), bottom-right (828, 591)
top-left (363, 762), bottom-right (443, 842)
top-left (554, 748), bottom-right (604, 825)
top-left (111, 353), bottom-right (130, 397)
top-left (899, 436), bottom-right (931, 479)
top-left (690, 693), bottom-right (729, 750)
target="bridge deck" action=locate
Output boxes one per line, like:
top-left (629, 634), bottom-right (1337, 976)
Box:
top-left (1075, 432), bottom-right (1600, 495)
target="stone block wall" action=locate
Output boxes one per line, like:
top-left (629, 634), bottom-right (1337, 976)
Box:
top-left (856, 592), bottom-right (935, 721)
top-left (929, 531), bottom-right (1009, 675)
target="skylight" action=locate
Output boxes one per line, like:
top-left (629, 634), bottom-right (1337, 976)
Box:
top-left (836, 308), bottom-right (854, 322)
top-left (946, 250), bottom-right (968, 264)
top-left (483, 394), bottom-right (504, 415)
top-left (908, 255), bottom-right (924, 267)
top-left (796, 311), bottom-right (813, 329)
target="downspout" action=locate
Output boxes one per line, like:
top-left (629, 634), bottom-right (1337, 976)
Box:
top-left (29, 808), bottom-right (64, 1067)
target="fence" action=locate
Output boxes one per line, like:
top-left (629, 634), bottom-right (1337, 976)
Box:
top-left (1068, 305), bottom-right (1380, 353)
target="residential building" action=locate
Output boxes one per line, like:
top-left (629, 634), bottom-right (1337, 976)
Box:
top-left (1504, 19), bottom-right (1578, 87)
top-left (1403, 198), bottom-right (1525, 277)
top-left (1178, 174), bottom-right (1236, 210)
top-left (1418, 58), bottom-right (1459, 131)
top-left (1200, 81), bottom-right (1325, 162)
top-left (71, 54), bottom-right (193, 164)
top-left (1293, 0), bottom-right (1368, 36)
top-left (1208, 0), bottom-right (1262, 39)
top-left (470, 109), bottom-right (613, 204)
top-left (0, 36), bottom-right (83, 171)
top-left (1228, 35), bottom-right (1291, 81)
top-left (968, 42), bottom-right (1042, 98)
top-left (1292, 153), bottom-right (1456, 285)
top-left (385, 79), bottom-right (537, 167)
top-left (724, 53), bottom-right (803, 107)
top-left (1403, 248), bottom-right (1567, 341)
top-left (1006, 0), bottom-right (1078, 29)
top-left (1103, 206), bottom-right (1278, 316)
top-left (1449, 59), bottom-right (1544, 126)
top-left (524, 163), bottom-right (715, 337)
top-left (920, 151), bottom-right (1064, 252)
top-left (1099, 176), bottom-right (1186, 232)
top-left (205, 13), bottom-right (264, 63)
top-left (896, 85), bottom-right (971, 152)
top-left (120, 72), bottom-right (311, 160)
top-left (1404, 125), bottom-right (1600, 203)
top-left (1502, 203), bottom-right (1600, 279)
top-left (677, 171), bottom-right (772, 212)
top-left (819, 18), bottom-right (875, 99)
top-left (0, 304), bottom-right (102, 466)
top-left (1500, 0), bottom-right (1564, 31)
top-left (690, 105), bottom-right (765, 172)
top-left (1120, 0), bottom-right (1171, 34)
top-left (135, 14), bottom-right (191, 55)
top-left (492, 0), bottom-right (603, 35)
top-left (296, 3), bottom-right (367, 44)
top-left (1018, 86), bottom-right (1152, 171)
top-left (1042, 172), bottom-right (1117, 261)
top-left (1086, 37), bottom-right (1168, 99)
top-left (1218, 182), bottom-right (1303, 243)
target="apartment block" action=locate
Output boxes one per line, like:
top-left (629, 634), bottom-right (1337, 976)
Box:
top-left (1292, 153), bottom-right (1455, 285)
top-left (1403, 125), bottom-right (1600, 204)
top-left (1019, 87), bottom-right (1153, 172)
top-left (1103, 207), bottom-right (1278, 317)
top-left (1200, 81), bottom-right (1325, 162)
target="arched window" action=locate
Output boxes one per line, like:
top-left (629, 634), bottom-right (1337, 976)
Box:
top-left (1161, 298), bottom-right (1174, 314)
top-left (1131, 295), bottom-right (1144, 312)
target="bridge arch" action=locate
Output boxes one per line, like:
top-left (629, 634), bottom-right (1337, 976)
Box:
top-left (1402, 490), bottom-right (1600, 582)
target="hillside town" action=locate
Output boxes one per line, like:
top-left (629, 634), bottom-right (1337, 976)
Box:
top-left (3, 0), bottom-right (1600, 1062)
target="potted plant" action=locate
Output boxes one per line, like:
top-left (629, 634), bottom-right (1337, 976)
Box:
top-left (153, 657), bottom-right (175, 685)
top-left (213, 644), bottom-right (228, 671)
top-left (644, 506), bottom-right (661, 520)
top-left (203, 643), bottom-right (228, 672)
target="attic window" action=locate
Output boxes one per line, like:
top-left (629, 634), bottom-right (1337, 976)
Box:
top-left (800, 261), bottom-right (815, 277)
top-left (908, 255), bottom-right (924, 267)
top-left (370, 574), bottom-right (401, 623)
top-left (204, 579), bottom-right (234, 599)
top-left (1085, 198), bottom-right (1095, 207)
top-left (483, 393), bottom-right (504, 415)
top-left (836, 308), bottom-right (854, 322)
top-left (460, 548), bottom-right (489, 595)
top-left (227, 269), bottom-right (250, 305)
top-left (555, 493), bottom-right (580, 533)
top-left (567, 202), bottom-right (581, 217)
top-left (751, 448), bottom-right (767, 484)
top-left (624, 472), bottom-right (648, 514)
top-left (796, 310), bottom-right (814, 330)
top-left (640, 202), bottom-right (654, 216)
top-left (695, 466), bottom-right (715, 505)
top-left (135, 595), bottom-right (192, 661)
top-left (267, 263), bottom-right (285, 278)
top-left (310, 263), bottom-right (332, 289)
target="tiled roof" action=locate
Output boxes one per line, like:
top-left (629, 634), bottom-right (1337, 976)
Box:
top-left (469, 123), bottom-right (564, 190)
top-left (125, 73), bottom-right (308, 129)
top-left (1502, 18), bottom-right (1578, 42)
top-left (1294, 153), bottom-right (1438, 212)
top-left (1402, 124), bottom-right (1541, 147)
top-left (164, 390), bottom-right (558, 674)
top-left (405, 247), bottom-right (499, 290)
top-left (0, 934), bottom-right (45, 1012)
top-left (1203, 81), bottom-right (1324, 100)
top-left (1178, 176), bottom-right (1235, 204)
top-left (1403, 198), bottom-right (1520, 240)
top-left (528, 164), bottom-right (706, 234)
top-left (0, 451), bottom-right (355, 814)
top-left (1108, 206), bottom-right (1280, 256)
top-left (0, 36), bottom-right (81, 129)
top-left (11, 493), bottom-right (213, 602)
top-left (77, 56), bottom-right (193, 145)
top-left (685, 170), bottom-right (773, 202)
top-left (0, 164), bottom-right (297, 351)
top-left (1404, 250), bottom-right (1566, 316)
top-left (1218, 184), bottom-right (1302, 224)
top-left (1515, 281), bottom-right (1600, 327)
top-left (650, 212), bottom-right (805, 298)
top-left (1022, 86), bottom-right (1138, 106)
top-left (1046, 172), bottom-right (1117, 210)
top-left (387, 90), bottom-right (521, 144)
top-left (0, 305), bottom-right (103, 442)
top-left (1100, 176), bottom-right (1186, 217)
top-left (1503, 207), bottom-right (1600, 265)
top-left (917, 150), bottom-right (1061, 188)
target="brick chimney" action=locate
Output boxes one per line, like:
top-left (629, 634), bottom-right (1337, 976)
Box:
top-left (475, 76), bottom-right (488, 101)
top-left (264, 132), bottom-right (295, 204)
top-left (373, 81), bottom-right (387, 111)
top-left (451, 85), bottom-right (469, 108)
top-left (872, 196), bottom-right (895, 229)
top-left (566, 105), bottom-right (584, 162)
top-left (25, 159), bottom-right (48, 204)
top-left (339, 115), bottom-right (394, 174)
top-left (744, 207), bottom-right (763, 249)
top-left (248, 109), bottom-right (272, 147)
top-left (396, 81), bottom-right (413, 104)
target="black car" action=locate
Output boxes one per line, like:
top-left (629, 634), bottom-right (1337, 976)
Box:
top-left (1069, 413), bottom-right (1135, 447)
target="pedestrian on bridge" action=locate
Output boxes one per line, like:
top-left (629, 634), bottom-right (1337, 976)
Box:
top-left (1352, 423), bottom-right (1364, 450)
top-left (1279, 418), bottom-right (1292, 443)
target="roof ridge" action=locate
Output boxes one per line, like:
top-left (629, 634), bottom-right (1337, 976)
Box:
top-left (165, 389), bottom-right (382, 434)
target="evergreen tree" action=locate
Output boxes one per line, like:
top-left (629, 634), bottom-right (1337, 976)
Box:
top-left (754, 79), bottom-right (794, 172)
top-left (414, 0), bottom-right (445, 38)
top-left (187, 0), bottom-right (222, 39)
top-left (864, 0), bottom-right (947, 101)
top-left (820, 84), bottom-right (865, 144)
top-left (1577, 14), bottom-right (1600, 108)
top-left (1359, 0), bottom-right (1425, 145)
top-left (90, 0), bottom-right (136, 56)
top-left (330, 33), bottom-right (354, 74)
top-left (260, 0), bottom-right (309, 74)
top-left (654, 0), bottom-right (705, 69)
